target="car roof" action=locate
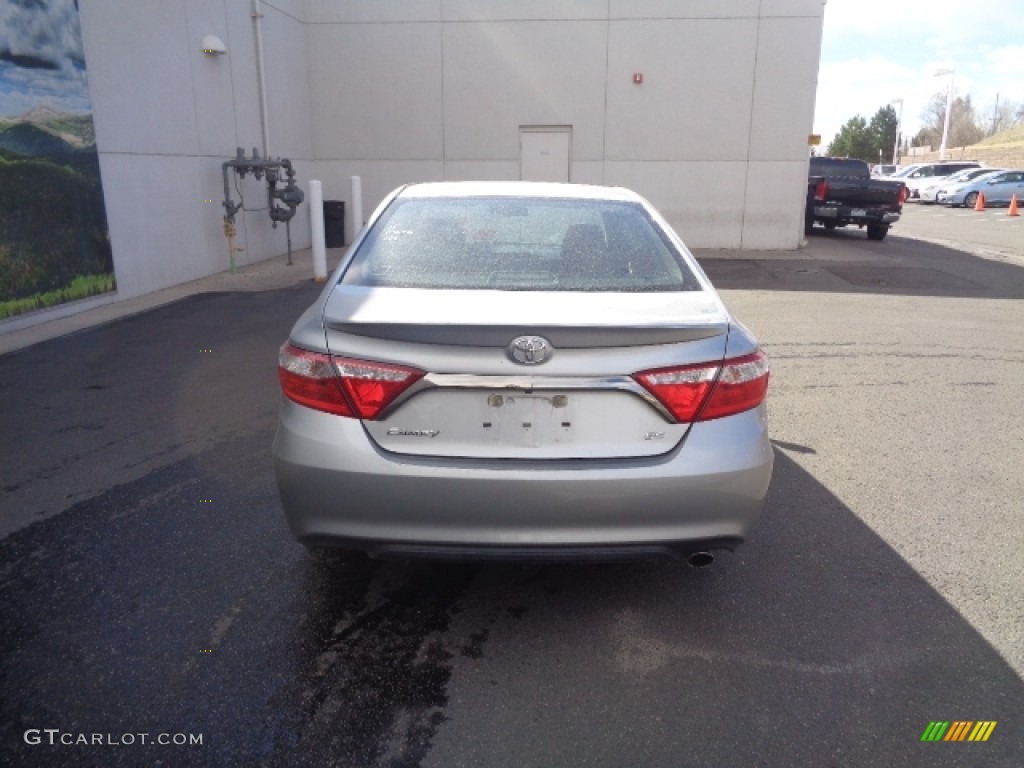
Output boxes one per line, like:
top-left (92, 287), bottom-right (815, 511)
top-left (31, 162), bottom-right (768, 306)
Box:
top-left (398, 180), bottom-right (644, 203)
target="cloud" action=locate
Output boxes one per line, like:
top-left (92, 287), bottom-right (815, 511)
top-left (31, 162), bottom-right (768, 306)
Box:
top-left (985, 45), bottom-right (1024, 78)
top-left (0, 0), bottom-right (91, 117)
top-left (0, 0), bottom-right (85, 72)
top-left (817, 0), bottom-right (1024, 147)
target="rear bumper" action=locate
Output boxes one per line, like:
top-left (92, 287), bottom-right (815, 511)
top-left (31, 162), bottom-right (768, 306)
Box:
top-left (813, 205), bottom-right (900, 225)
top-left (272, 399), bottom-right (773, 556)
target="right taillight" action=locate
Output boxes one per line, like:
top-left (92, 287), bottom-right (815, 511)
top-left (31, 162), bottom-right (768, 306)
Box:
top-left (277, 344), bottom-right (424, 419)
top-left (633, 350), bottom-right (770, 423)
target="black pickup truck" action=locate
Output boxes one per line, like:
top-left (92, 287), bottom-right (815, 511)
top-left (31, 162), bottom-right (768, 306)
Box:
top-left (806, 157), bottom-right (907, 241)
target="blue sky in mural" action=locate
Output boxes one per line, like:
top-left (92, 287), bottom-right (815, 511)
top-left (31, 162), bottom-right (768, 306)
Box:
top-left (0, 0), bottom-right (92, 118)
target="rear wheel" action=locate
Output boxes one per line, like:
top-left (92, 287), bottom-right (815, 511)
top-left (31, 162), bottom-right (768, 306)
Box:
top-left (963, 192), bottom-right (979, 208)
top-left (866, 224), bottom-right (889, 241)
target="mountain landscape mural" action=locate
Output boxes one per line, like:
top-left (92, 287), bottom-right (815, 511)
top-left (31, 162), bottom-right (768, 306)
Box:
top-left (0, 0), bottom-right (114, 320)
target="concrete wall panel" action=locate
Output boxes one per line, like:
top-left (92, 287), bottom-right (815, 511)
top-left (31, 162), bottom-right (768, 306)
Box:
top-left (605, 20), bottom-right (757, 161)
top-left (443, 161), bottom-right (521, 181)
top-left (442, 22), bottom-right (607, 161)
top-left (260, 3), bottom-right (314, 160)
top-left (80, 0), bottom-right (198, 156)
top-left (747, 16), bottom-right (823, 162)
top-left (98, 155), bottom-right (209, 299)
top-left (741, 161), bottom-right (807, 249)
top-left (443, 1), bottom-right (607, 22)
top-left (760, 0), bottom-right (826, 17)
top-left (305, 0), bottom-right (440, 24)
top-left (308, 24), bottom-right (443, 160)
top-left (605, 161), bottom-right (748, 249)
top-left (571, 161), bottom-right (606, 186)
top-left (610, 0), bottom-right (759, 19)
top-left (184, 0), bottom-right (237, 157)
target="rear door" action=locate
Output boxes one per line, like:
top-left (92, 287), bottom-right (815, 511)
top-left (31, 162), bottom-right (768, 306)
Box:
top-left (988, 171), bottom-right (1024, 203)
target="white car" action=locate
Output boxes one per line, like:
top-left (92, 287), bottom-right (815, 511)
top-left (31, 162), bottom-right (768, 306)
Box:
top-left (876, 164), bottom-right (924, 181)
top-left (900, 162), bottom-right (982, 200)
top-left (917, 167), bottom-right (1001, 203)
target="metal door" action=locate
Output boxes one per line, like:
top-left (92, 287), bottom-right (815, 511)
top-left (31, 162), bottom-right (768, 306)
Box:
top-left (520, 128), bottom-right (571, 183)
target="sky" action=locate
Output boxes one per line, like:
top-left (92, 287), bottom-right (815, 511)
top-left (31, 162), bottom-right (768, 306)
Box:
top-left (814, 0), bottom-right (1024, 151)
top-left (0, 0), bottom-right (92, 119)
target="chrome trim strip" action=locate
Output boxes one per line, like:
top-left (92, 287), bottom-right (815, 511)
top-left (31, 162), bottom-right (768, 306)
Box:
top-left (379, 373), bottom-right (676, 422)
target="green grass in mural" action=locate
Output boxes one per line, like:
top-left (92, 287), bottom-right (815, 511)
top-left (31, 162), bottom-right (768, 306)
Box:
top-left (0, 272), bottom-right (116, 320)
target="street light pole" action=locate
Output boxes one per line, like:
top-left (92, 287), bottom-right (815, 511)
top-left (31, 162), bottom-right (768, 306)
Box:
top-left (934, 68), bottom-right (955, 161)
top-left (891, 97), bottom-right (903, 164)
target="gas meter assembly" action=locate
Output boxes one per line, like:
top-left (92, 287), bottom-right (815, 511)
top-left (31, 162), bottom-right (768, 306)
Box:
top-left (221, 147), bottom-right (304, 270)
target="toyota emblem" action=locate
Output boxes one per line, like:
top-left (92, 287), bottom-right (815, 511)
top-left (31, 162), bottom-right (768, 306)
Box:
top-left (508, 335), bottom-right (552, 365)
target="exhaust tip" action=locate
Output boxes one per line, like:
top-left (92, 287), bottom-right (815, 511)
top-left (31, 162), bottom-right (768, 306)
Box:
top-left (687, 551), bottom-right (715, 569)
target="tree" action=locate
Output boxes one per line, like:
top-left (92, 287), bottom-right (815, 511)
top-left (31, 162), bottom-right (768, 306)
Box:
top-left (919, 90), bottom-right (983, 148)
top-left (827, 115), bottom-right (870, 159)
top-left (981, 97), bottom-right (1022, 136)
top-left (868, 105), bottom-right (899, 161)
top-left (827, 105), bottom-right (898, 163)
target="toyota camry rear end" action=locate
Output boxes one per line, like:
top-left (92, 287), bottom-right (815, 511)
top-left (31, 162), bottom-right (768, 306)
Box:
top-left (273, 181), bottom-right (772, 561)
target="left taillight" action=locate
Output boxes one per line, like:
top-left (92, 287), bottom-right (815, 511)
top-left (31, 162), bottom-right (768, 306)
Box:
top-left (277, 344), bottom-right (424, 419)
top-left (633, 350), bottom-right (770, 423)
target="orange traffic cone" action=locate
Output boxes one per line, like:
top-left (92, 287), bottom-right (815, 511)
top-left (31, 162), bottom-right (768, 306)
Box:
top-left (1009, 194), bottom-right (1020, 217)
top-left (974, 192), bottom-right (986, 211)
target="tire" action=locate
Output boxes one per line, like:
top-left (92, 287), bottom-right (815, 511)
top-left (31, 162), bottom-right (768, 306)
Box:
top-left (963, 192), bottom-right (978, 208)
top-left (866, 224), bottom-right (889, 241)
top-left (804, 210), bottom-right (814, 235)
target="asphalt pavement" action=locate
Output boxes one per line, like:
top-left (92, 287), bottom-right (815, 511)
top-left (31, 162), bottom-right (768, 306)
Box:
top-left (1, 229), bottom-right (1023, 767)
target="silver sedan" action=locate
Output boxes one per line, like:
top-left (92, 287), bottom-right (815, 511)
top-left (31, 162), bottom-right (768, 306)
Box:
top-left (936, 169), bottom-right (1024, 207)
top-left (273, 182), bottom-right (773, 563)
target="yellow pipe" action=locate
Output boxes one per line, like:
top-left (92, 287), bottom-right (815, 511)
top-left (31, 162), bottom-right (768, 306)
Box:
top-left (223, 218), bottom-right (239, 273)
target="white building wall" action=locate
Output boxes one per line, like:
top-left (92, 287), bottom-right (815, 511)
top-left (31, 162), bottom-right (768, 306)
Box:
top-left (305, 0), bottom-right (824, 248)
top-left (68, 0), bottom-right (822, 312)
top-left (78, 0), bottom-right (313, 301)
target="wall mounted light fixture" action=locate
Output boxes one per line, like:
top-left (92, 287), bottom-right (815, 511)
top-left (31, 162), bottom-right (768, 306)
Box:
top-left (201, 35), bottom-right (227, 55)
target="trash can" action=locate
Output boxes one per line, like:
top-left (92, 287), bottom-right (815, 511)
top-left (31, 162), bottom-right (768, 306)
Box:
top-left (323, 200), bottom-right (345, 248)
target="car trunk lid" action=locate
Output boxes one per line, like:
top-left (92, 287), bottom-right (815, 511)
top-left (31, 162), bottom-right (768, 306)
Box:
top-left (322, 287), bottom-right (730, 460)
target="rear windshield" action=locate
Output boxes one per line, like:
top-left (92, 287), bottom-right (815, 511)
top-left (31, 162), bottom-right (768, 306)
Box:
top-left (340, 196), bottom-right (701, 292)
top-left (810, 158), bottom-right (869, 179)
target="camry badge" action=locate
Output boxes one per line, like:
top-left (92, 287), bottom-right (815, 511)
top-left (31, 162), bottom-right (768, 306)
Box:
top-left (508, 335), bottom-right (552, 365)
top-left (386, 428), bottom-right (440, 438)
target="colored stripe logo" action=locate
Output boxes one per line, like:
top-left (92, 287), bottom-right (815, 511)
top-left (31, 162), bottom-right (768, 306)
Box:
top-left (921, 721), bottom-right (997, 742)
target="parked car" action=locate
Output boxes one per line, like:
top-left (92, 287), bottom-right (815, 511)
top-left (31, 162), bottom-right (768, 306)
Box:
top-left (877, 164), bottom-right (924, 180)
top-left (871, 164), bottom-right (899, 177)
top-left (273, 181), bottom-right (773, 563)
top-left (806, 157), bottom-right (905, 240)
top-left (899, 161), bottom-right (982, 200)
top-left (936, 170), bottom-right (1024, 207)
top-left (917, 167), bottom-right (1002, 203)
